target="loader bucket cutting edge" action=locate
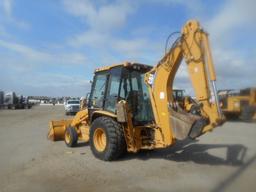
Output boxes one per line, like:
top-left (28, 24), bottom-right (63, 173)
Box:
top-left (47, 119), bottom-right (73, 141)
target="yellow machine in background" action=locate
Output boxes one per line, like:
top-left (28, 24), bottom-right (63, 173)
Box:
top-left (48, 20), bottom-right (225, 161)
top-left (172, 89), bottom-right (200, 113)
top-left (218, 88), bottom-right (256, 121)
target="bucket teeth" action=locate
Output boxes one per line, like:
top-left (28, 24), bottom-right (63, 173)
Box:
top-left (47, 127), bottom-right (55, 141)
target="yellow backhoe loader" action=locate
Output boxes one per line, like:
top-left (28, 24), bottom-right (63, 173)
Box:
top-left (172, 89), bottom-right (199, 113)
top-left (48, 20), bottom-right (225, 161)
top-left (218, 87), bottom-right (256, 121)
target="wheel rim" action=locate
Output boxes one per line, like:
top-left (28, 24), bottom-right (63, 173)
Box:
top-left (65, 131), bottom-right (71, 144)
top-left (93, 128), bottom-right (107, 152)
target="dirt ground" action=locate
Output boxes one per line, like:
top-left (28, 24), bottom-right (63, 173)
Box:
top-left (0, 105), bottom-right (255, 192)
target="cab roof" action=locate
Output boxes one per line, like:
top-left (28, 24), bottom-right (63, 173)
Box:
top-left (95, 62), bottom-right (153, 73)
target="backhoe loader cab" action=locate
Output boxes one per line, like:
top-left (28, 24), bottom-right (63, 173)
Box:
top-left (88, 63), bottom-right (154, 126)
top-left (173, 89), bottom-right (185, 102)
top-left (172, 89), bottom-right (200, 114)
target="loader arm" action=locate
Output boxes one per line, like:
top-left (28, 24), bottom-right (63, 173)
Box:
top-left (145, 20), bottom-right (225, 145)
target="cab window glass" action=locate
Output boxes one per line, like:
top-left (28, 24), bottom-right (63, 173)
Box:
top-left (90, 73), bottom-right (107, 108)
top-left (105, 68), bottom-right (122, 112)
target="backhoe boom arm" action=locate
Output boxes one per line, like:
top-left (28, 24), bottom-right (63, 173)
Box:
top-left (145, 20), bottom-right (225, 145)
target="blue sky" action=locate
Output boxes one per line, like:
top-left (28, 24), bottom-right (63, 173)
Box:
top-left (0, 0), bottom-right (255, 97)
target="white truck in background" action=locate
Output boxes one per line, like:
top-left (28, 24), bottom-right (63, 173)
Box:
top-left (64, 99), bottom-right (80, 115)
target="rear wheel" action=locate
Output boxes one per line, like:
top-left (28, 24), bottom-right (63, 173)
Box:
top-left (90, 117), bottom-right (126, 161)
top-left (240, 106), bottom-right (255, 121)
top-left (64, 126), bottom-right (78, 147)
top-left (225, 113), bottom-right (239, 120)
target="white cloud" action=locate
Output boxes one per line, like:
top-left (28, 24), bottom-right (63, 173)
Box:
top-left (0, 67), bottom-right (91, 96)
top-left (63, 0), bottom-right (203, 63)
top-left (113, 39), bottom-right (147, 55)
top-left (202, 0), bottom-right (256, 90)
top-left (143, 0), bottom-right (204, 14)
top-left (64, 0), bottom-right (256, 93)
top-left (207, 0), bottom-right (256, 42)
top-left (93, 2), bottom-right (133, 31)
top-left (3, 0), bottom-right (12, 17)
top-left (64, 0), bottom-right (140, 53)
top-left (64, 0), bottom-right (162, 64)
top-left (62, 0), bottom-right (94, 18)
top-left (0, 39), bottom-right (91, 96)
top-left (141, 0), bottom-right (256, 92)
top-left (112, 38), bottom-right (157, 59)
top-left (1, 0), bottom-right (30, 30)
top-left (25, 73), bottom-right (89, 88)
top-left (0, 25), bottom-right (9, 37)
top-left (68, 30), bottom-right (109, 47)
top-left (69, 30), bottom-right (161, 65)
top-left (2, 0), bottom-right (255, 96)
top-left (0, 39), bottom-right (87, 65)
top-left (63, 0), bottom-right (134, 31)
top-left (0, 39), bottom-right (48, 60)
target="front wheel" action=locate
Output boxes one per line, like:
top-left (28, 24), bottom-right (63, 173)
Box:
top-left (89, 117), bottom-right (126, 161)
top-left (64, 126), bottom-right (78, 147)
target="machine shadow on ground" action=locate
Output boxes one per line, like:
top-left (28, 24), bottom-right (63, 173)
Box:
top-left (225, 118), bottom-right (255, 123)
top-left (120, 139), bottom-right (247, 166)
top-left (211, 154), bottom-right (256, 192)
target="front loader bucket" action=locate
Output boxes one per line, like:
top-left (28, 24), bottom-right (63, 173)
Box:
top-left (48, 119), bottom-right (73, 141)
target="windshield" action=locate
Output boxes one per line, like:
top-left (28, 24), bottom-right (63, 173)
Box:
top-left (67, 100), bottom-right (79, 104)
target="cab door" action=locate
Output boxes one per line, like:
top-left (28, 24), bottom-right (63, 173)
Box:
top-left (89, 71), bottom-right (108, 109)
top-left (104, 67), bottom-right (122, 113)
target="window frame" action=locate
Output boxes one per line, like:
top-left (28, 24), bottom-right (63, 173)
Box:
top-left (88, 71), bottom-right (109, 109)
top-left (104, 67), bottom-right (122, 113)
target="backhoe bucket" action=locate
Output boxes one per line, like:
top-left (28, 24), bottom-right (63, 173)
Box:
top-left (48, 119), bottom-right (73, 141)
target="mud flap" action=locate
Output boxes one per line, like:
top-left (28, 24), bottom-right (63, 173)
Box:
top-left (48, 119), bottom-right (72, 141)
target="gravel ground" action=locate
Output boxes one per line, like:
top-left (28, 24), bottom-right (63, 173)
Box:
top-left (0, 105), bottom-right (255, 192)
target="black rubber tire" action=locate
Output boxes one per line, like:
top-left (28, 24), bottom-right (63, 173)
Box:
top-left (89, 117), bottom-right (126, 161)
top-left (225, 113), bottom-right (239, 120)
top-left (240, 106), bottom-right (256, 122)
top-left (64, 126), bottom-right (78, 147)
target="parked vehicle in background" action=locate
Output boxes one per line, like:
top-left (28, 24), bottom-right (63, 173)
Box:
top-left (0, 91), bottom-right (4, 106)
top-left (0, 91), bottom-right (32, 109)
top-left (64, 99), bottom-right (80, 115)
top-left (218, 88), bottom-right (256, 121)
